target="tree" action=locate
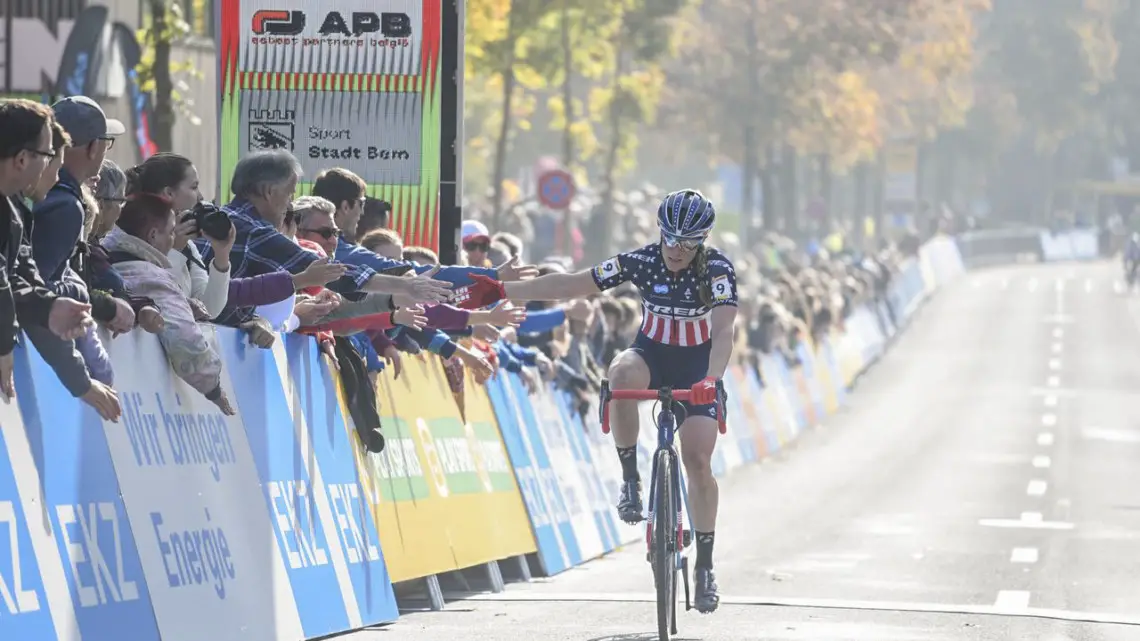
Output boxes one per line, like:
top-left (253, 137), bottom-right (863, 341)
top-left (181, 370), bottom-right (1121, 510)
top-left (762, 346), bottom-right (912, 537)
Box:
top-left (135, 0), bottom-right (202, 152)
top-left (594, 0), bottom-right (687, 255)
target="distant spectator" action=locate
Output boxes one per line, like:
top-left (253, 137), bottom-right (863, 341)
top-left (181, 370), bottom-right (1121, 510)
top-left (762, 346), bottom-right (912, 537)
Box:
top-left (360, 196), bottom-right (391, 237)
top-left (103, 194), bottom-right (235, 415)
top-left (462, 219), bottom-right (491, 267)
top-left (92, 159), bottom-right (126, 238)
top-left (404, 246), bottom-right (439, 265)
top-left (359, 228), bottom-right (403, 260)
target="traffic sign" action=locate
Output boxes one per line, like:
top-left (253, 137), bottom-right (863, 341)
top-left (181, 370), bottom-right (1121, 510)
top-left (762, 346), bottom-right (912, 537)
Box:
top-left (537, 169), bottom-right (576, 210)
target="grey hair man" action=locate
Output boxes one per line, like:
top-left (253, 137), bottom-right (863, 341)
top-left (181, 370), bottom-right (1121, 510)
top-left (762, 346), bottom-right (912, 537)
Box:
top-left (195, 150), bottom-right (451, 328)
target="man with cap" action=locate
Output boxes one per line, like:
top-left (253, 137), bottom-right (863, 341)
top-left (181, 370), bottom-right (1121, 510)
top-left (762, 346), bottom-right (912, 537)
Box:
top-left (462, 219), bottom-right (492, 267)
top-left (32, 96), bottom-right (125, 288)
top-left (23, 95), bottom-right (127, 422)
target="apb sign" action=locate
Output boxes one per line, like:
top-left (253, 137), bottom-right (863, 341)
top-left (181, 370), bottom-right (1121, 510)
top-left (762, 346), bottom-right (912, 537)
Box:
top-left (220, 0), bottom-right (444, 251)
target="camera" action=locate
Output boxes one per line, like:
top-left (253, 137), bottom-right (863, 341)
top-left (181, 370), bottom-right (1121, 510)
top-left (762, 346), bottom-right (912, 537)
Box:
top-left (181, 201), bottom-right (233, 240)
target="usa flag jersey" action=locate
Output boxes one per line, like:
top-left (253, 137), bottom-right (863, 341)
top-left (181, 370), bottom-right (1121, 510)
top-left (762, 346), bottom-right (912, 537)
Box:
top-left (591, 243), bottom-right (738, 346)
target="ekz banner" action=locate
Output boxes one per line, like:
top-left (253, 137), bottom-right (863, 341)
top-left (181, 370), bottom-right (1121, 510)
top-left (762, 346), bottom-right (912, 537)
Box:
top-left (217, 0), bottom-right (443, 250)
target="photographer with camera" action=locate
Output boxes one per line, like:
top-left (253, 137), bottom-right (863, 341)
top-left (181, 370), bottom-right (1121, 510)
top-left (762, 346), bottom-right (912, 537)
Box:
top-left (125, 153), bottom-right (233, 320)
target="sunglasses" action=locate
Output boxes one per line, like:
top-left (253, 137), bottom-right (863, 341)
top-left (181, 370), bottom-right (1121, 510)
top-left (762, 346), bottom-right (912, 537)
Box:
top-left (464, 241), bottom-right (490, 252)
top-left (661, 233), bottom-right (705, 251)
top-left (300, 226), bottom-right (339, 240)
top-left (24, 147), bottom-right (56, 159)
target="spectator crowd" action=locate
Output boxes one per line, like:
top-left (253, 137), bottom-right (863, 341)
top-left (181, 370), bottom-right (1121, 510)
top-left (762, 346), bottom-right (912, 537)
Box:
top-left (0, 94), bottom-right (915, 451)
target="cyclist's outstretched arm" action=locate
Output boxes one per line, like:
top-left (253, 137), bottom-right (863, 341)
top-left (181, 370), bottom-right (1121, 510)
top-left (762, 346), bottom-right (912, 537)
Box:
top-left (504, 269), bottom-right (600, 301)
top-left (706, 305), bottom-right (737, 379)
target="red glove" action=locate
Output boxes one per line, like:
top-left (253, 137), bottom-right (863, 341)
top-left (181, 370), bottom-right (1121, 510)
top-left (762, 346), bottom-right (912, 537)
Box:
top-left (690, 377), bottom-right (719, 406)
top-left (452, 273), bottom-right (507, 310)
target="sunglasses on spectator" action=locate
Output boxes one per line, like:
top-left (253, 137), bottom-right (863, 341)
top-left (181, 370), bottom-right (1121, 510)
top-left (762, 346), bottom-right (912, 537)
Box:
top-left (661, 232), bottom-right (705, 251)
top-left (23, 147), bottom-right (55, 159)
top-left (98, 136), bottom-right (115, 150)
top-left (464, 241), bottom-right (490, 252)
top-left (301, 226), bottom-right (339, 240)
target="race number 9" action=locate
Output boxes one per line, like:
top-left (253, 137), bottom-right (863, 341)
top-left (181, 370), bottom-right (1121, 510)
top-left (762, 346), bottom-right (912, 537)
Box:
top-left (594, 257), bottom-right (622, 281)
top-left (712, 274), bottom-right (731, 301)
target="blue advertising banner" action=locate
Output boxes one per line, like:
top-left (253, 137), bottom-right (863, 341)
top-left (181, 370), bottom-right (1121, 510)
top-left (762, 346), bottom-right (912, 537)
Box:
top-left (281, 336), bottom-right (397, 626)
top-left (12, 341), bottom-right (158, 641)
top-left (487, 374), bottom-right (579, 575)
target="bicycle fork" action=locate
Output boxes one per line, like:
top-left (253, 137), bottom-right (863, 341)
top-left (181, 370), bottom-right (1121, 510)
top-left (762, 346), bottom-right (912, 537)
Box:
top-left (646, 448), bottom-right (694, 611)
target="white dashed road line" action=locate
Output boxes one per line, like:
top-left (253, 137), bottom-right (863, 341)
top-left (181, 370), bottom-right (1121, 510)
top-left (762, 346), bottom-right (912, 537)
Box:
top-left (1041, 414), bottom-right (1057, 427)
top-left (1032, 456), bottom-right (1051, 469)
top-left (1043, 395), bottom-right (1057, 407)
top-left (1010, 547), bottom-right (1039, 564)
top-left (1026, 480), bottom-right (1048, 496)
top-left (1037, 433), bottom-right (1055, 446)
top-left (979, 511), bottom-right (1075, 529)
top-left (995, 590), bottom-right (1031, 610)
top-left (1046, 376), bottom-right (1060, 387)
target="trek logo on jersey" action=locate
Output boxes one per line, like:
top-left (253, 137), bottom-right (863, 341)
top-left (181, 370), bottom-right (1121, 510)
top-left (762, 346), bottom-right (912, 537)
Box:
top-left (593, 257), bottom-right (622, 281)
top-left (643, 301), bottom-right (709, 318)
top-left (683, 288), bottom-right (693, 300)
top-left (712, 274), bottom-right (732, 301)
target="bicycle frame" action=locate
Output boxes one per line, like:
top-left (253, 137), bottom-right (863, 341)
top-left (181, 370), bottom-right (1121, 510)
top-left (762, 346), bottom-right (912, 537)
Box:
top-left (598, 380), bottom-right (726, 634)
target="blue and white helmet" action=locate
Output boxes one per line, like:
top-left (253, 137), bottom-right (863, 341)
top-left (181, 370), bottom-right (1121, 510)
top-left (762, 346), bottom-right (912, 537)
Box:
top-left (657, 189), bottom-right (716, 240)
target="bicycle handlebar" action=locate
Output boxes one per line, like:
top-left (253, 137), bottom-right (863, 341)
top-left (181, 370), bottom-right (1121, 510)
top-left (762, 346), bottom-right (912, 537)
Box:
top-left (599, 380), bottom-right (727, 436)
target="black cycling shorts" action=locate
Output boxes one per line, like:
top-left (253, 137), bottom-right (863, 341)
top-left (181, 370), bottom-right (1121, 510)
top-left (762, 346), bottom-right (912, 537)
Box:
top-left (629, 333), bottom-right (718, 421)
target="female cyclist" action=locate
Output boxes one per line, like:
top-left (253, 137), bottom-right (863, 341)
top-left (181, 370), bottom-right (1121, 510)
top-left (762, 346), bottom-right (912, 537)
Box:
top-left (496, 189), bottom-right (737, 613)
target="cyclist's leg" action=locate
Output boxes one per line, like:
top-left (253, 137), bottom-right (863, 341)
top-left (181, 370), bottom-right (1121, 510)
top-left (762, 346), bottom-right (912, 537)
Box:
top-left (679, 410), bottom-right (721, 612)
top-left (607, 347), bottom-right (652, 523)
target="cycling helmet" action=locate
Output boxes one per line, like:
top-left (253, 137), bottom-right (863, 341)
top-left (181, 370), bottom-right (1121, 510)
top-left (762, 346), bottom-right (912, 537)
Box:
top-left (657, 189), bottom-right (716, 240)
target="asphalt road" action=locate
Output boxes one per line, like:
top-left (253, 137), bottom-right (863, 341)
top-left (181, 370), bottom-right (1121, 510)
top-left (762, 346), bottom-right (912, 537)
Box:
top-left (342, 261), bottom-right (1140, 641)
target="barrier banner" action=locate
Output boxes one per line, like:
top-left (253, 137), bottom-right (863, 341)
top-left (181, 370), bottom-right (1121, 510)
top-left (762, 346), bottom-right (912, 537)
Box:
top-left (350, 355), bottom-right (534, 583)
top-left (218, 0), bottom-right (444, 248)
top-left (221, 334), bottom-right (398, 637)
top-left (578, 397), bottom-right (638, 547)
top-left (10, 342), bottom-right (157, 641)
top-left (528, 386), bottom-right (605, 562)
top-left (485, 374), bottom-right (579, 575)
top-left (795, 344), bottom-right (827, 423)
top-left (720, 370), bottom-right (757, 464)
top-left (552, 391), bottom-right (622, 554)
top-left (105, 330), bottom-right (305, 641)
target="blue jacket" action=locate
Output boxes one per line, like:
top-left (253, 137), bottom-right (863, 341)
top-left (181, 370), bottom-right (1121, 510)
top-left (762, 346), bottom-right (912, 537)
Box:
top-left (334, 237), bottom-right (497, 287)
top-left (31, 168), bottom-right (88, 300)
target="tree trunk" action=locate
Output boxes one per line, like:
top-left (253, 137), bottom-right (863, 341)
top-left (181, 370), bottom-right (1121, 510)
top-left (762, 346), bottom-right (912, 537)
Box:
top-left (760, 144), bottom-right (777, 230)
top-left (872, 151), bottom-right (886, 243)
top-left (740, 123), bottom-right (757, 245)
top-left (780, 144), bottom-right (798, 235)
top-left (560, 0), bottom-right (574, 167)
top-left (490, 1), bottom-right (520, 228)
top-left (819, 154), bottom-right (832, 228)
top-left (853, 161), bottom-right (868, 226)
top-left (150, 0), bottom-right (176, 153)
top-left (600, 18), bottom-right (627, 257)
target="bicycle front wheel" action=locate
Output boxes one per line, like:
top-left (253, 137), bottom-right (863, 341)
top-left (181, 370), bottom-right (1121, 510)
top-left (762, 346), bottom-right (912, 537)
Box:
top-left (652, 449), bottom-right (676, 640)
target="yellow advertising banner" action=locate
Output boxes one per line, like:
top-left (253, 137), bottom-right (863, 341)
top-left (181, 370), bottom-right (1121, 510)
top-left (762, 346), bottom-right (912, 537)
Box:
top-left (336, 355), bottom-right (535, 583)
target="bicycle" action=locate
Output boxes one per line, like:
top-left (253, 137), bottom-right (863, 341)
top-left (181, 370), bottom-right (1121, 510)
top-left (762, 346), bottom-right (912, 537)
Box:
top-left (598, 380), bottom-right (726, 641)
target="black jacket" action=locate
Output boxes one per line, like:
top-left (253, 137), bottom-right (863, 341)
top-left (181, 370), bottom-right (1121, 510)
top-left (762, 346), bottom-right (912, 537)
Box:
top-left (0, 196), bottom-right (57, 356)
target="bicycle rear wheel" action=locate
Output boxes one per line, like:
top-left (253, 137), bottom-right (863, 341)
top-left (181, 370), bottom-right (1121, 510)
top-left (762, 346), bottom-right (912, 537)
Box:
top-left (652, 449), bottom-right (676, 640)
